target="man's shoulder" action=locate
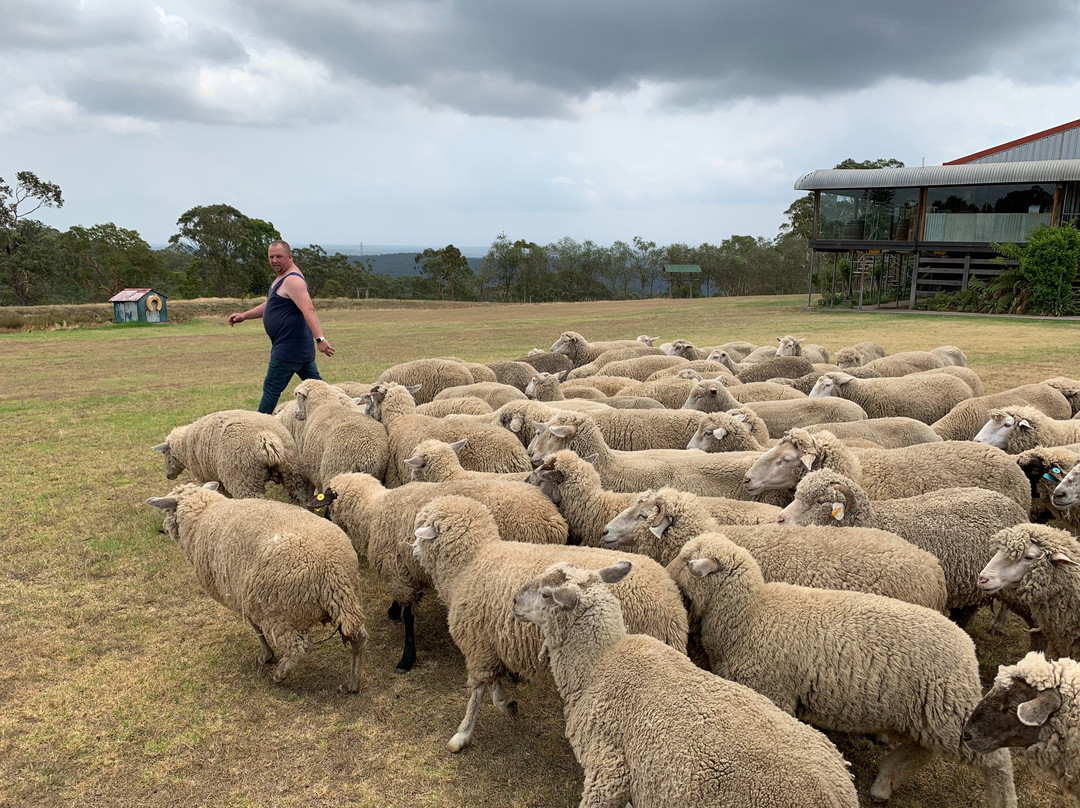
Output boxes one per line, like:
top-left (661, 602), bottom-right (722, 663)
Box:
top-left (276, 271), bottom-right (308, 296)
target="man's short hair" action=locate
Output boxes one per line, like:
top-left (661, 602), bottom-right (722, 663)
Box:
top-left (268, 240), bottom-right (292, 254)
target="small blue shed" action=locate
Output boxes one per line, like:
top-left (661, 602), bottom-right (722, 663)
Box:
top-left (109, 288), bottom-right (168, 323)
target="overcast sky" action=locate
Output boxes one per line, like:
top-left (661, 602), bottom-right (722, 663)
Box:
top-left (4, 0), bottom-right (1080, 254)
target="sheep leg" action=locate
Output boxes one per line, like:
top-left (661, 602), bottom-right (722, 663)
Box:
top-left (491, 679), bottom-right (518, 719)
top-left (248, 619), bottom-right (275, 665)
top-left (340, 626), bottom-right (369, 694)
top-left (949, 604), bottom-right (980, 629)
top-left (988, 604), bottom-right (1012, 635)
top-left (387, 600), bottom-right (402, 621)
top-left (394, 604), bottom-right (416, 674)
top-left (272, 632), bottom-right (314, 684)
top-left (448, 683), bottom-right (488, 753)
top-left (869, 742), bottom-right (934, 801)
top-left (578, 743), bottom-right (632, 808)
top-left (973, 748), bottom-right (1017, 808)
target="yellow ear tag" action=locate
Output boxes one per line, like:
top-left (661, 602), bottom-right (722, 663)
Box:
top-left (316, 493), bottom-right (325, 501)
top-left (831, 503), bottom-right (845, 521)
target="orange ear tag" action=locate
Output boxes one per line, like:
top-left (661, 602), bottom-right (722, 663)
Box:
top-left (830, 503), bottom-right (845, 521)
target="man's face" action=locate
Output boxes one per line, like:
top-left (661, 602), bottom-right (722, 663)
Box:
top-left (268, 245), bottom-right (291, 272)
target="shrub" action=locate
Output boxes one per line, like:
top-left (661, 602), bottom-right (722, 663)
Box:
top-left (994, 224), bottom-right (1080, 316)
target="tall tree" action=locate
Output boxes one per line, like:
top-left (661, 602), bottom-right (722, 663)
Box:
top-left (414, 244), bottom-right (474, 300)
top-left (168, 204), bottom-right (281, 297)
top-left (632, 236), bottom-right (660, 296)
top-left (62, 223), bottom-right (162, 300)
top-left (295, 245), bottom-right (373, 299)
top-left (0, 171), bottom-right (64, 305)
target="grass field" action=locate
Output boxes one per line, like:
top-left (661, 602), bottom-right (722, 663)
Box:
top-left (2, 294), bottom-right (1079, 807)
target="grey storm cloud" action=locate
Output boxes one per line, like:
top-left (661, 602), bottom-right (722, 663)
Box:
top-left (8, 0), bottom-right (1080, 125)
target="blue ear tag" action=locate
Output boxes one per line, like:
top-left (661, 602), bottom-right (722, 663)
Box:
top-left (1043, 467), bottom-right (1064, 483)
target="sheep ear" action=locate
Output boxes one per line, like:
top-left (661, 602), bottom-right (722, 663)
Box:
top-left (537, 468), bottom-right (564, 484)
top-left (414, 525), bottom-right (438, 540)
top-left (1050, 551), bottom-right (1079, 567)
top-left (549, 425), bottom-right (576, 439)
top-left (582, 453), bottom-right (599, 465)
top-left (1017, 418), bottom-right (1032, 431)
top-left (151, 442), bottom-right (169, 453)
top-left (649, 516), bottom-right (673, 538)
top-left (202, 481), bottom-right (220, 491)
top-left (405, 455), bottom-right (425, 469)
top-left (732, 413), bottom-right (747, 422)
top-left (687, 557), bottom-right (722, 578)
top-left (830, 502), bottom-right (846, 521)
top-left (449, 438), bottom-right (468, 453)
top-left (1016, 688), bottom-right (1062, 726)
top-left (146, 497), bottom-right (178, 511)
top-left (799, 452), bottom-right (817, 471)
top-left (598, 560), bottom-right (632, 584)
top-left (555, 370), bottom-right (569, 382)
top-left (835, 375), bottom-right (854, 386)
top-left (405, 384), bottom-right (422, 395)
top-left (711, 427), bottom-right (728, 441)
top-left (508, 416), bottom-right (524, 433)
top-left (548, 585), bottom-right (579, 611)
top-left (351, 397), bottom-right (363, 406)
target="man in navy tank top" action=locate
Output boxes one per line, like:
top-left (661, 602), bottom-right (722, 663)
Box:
top-left (229, 240), bottom-right (335, 413)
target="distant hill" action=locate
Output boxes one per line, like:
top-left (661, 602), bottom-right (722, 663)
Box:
top-left (351, 252), bottom-right (484, 278)
top-left (320, 243), bottom-right (489, 259)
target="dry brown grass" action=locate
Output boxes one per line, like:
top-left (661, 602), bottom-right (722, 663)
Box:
top-left (1, 295), bottom-right (1078, 807)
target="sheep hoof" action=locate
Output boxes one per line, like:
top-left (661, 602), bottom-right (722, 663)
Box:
top-left (259, 650), bottom-right (275, 665)
top-left (506, 700), bottom-right (519, 720)
top-left (447, 733), bottom-right (469, 753)
top-left (869, 779), bottom-right (893, 801)
top-left (337, 682), bottom-right (359, 695)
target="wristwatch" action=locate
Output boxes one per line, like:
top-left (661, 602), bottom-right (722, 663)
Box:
top-left (315, 337), bottom-right (325, 343)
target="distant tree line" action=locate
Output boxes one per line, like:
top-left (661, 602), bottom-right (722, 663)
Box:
top-left (0, 171), bottom-right (813, 306)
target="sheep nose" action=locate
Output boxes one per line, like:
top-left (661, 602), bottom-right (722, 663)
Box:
top-left (776, 515), bottom-right (786, 524)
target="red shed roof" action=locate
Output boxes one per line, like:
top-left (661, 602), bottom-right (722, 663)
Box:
top-left (945, 118), bottom-right (1080, 165)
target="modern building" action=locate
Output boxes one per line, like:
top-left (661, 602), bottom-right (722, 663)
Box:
top-left (794, 119), bottom-right (1080, 307)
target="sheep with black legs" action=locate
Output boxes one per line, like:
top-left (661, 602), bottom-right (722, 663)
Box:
top-left (668, 532), bottom-right (1017, 807)
top-left (152, 409), bottom-right (310, 502)
top-left (601, 486), bottom-right (947, 609)
top-left (512, 559), bottom-right (860, 808)
top-left (147, 482), bottom-right (368, 692)
top-left (775, 469), bottom-right (1028, 621)
top-left (978, 524), bottom-right (1080, 659)
top-left (964, 652), bottom-right (1080, 803)
top-left (409, 495), bottom-right (687, 752)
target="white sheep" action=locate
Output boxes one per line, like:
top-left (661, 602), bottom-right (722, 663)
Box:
top-left (975, 405), bottom-right (1080, 454)
top-left (589, 406), bottom-right (713, 451)
top-left (727, 380), bottom-right (808, 403)
top-left (319, 471), bottom-right (568, 673)
top-left (512, 559), bottom-right (860, 807)
top-left (964, 652), bottom-right (1080, 802)
top-left (1044, 376), bottom-right (1080, 416)
top-left (482, 360), bottom-right (539, 391)
top-left (775, 468), bottom-right (1029, 620)
top-left (364, 382), bottom-right (533, 486)
top-left (685, 410), bottom-right (770, 452)
top-left (775, 334), bottom-right (830, 363)
top-left (549, 330), bottom-right (644, 367)
top-left (931, 344), bottom-right (968, 366)
top-left (743, 427), bottom-right (1032, 511)
top-left (404, 438), bottom-right (531, 483)
top-left (809, 370), bottom-right (972, 424)
top-left (600, 486), bottom-right (947, 610)
top-left (596, 354), bottom-right (690, 381)
top-left (410, 495), bottom-right (688, 752)
top-left (862, 350), bottom-right (946, 376)
top-left (528, 450), bottom-right (780, 548)
top-left (979, 524), bottom-right (1080, 659)
top-left (152, 409), bottom-right (309, 502)
top-left (620, 374), bottom-right (713, 408)
top-left (292, 379), bottom-right (389, 489)
top-left (669, 532), bottom-right (1017, 806)
top-left (806, 416), bottom-right (943, 448)
top-left (433, 381), bottom-right (528, 409)
top-left (147, 482), bottom-right (368, 692)
top-left (931, 383), bottom-right (1073, 441)
top-left (736, 396), bottom-right (869, 437)
top-left (835, 341), bottom-right (887, 369)
top-left (415, 396), bottom-right (494, 417)
top-left (922, 364), bottom-right (985, 396)
top-left (735, 355), bottom-right (817, 383)
top-left (376, 358), bottom-right (476, 404)
top-left (515, 349), bottom-right (573, 376)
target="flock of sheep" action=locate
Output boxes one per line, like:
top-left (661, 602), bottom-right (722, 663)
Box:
top-left (148, 330), bottom-right (1080, 807)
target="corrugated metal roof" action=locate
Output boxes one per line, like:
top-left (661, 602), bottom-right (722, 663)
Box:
top-left (946, 119), bottom-right (1080, 164)
top-left (108, 288), bottom-right (153, 302)
top-left (794, 159), bottom-right (1080, 191)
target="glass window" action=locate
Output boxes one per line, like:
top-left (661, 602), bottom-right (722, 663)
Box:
top-left (817, 188), bottom-right (919, 241)
top-left (924, 183), bottom-right (1054, 242)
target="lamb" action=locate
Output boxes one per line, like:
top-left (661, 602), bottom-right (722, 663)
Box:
top-left (978, 523), bottom-right (1080, 658)
top-left (549, 330), bottom-right (643, 367)
top-left (526, 371), bottom-right (661, 410)
top-left (433, 381), bottom-right (527, 409)
top-left (681, 378), bottom-right (749, 412)
top-left (527, 410), bottom-right (778, 500)
top-left (931, 344), bottom-right (968, 366)
top-left (776, 365), bottom-right (881, 395)
top-left (809, 371), bottom-right (972, 424)
top-left (963, 652), bottom-right (1080, 803)
top-left (415, 396), bottom-right (493, 417)
top-left (410, 495), bottom-right (688, 752)
top-left (512, 560), bottom-right (860, 808)
top-left (668, 532), bottom-right (1017, 806)
top-left (376, 358), bottom-right (476, 404)
top-left (775, 334), bottom-right (830, 363)
top-left (806, 416), bottom-right (943, 448)
top-left (861, 350), bottom-right (946, 376)
top-left (319, 471), bottom-right (568, 672)
top-left (775, 469), bottom-right (1028, 620)
top-left (601, 487), bottom-right (947, 610)
top-left (665, 338), bottom-right (715, 361)
top-left (526, 370), bottom-right (605, 401)
top-left (588, 406), bottom-right (713, 451)
top-left (714, 339), bottom-right (760, 361)
top-left (404, 438), bottom-right (531, 484)
top-left (932, 383), bottom-right (1073, 441)
top-left (736, 355), bottom-right (817, 383)
top-left (152, 409), bottom-right (309, 502)
top-left (291, 379), bottom-right (390, 489)
top-left (743, 427), bottom-right (1032, 511)
top-left (364, 382), bottom-right (533, 487)
top-left (686, 410), bottom-right (770, 452)
top-left (147, 482), bottom-right (367, 692)
top-left (975, 405), bottom-right (1080, 454)
top-left (588, 344), bottom-right (665, 367)
top-left (835, 341), bottom-right (887, 368)
top-left (445, 399), bottom-right (569, 448)
top-left (528, 450), bottom-right (780, 547)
